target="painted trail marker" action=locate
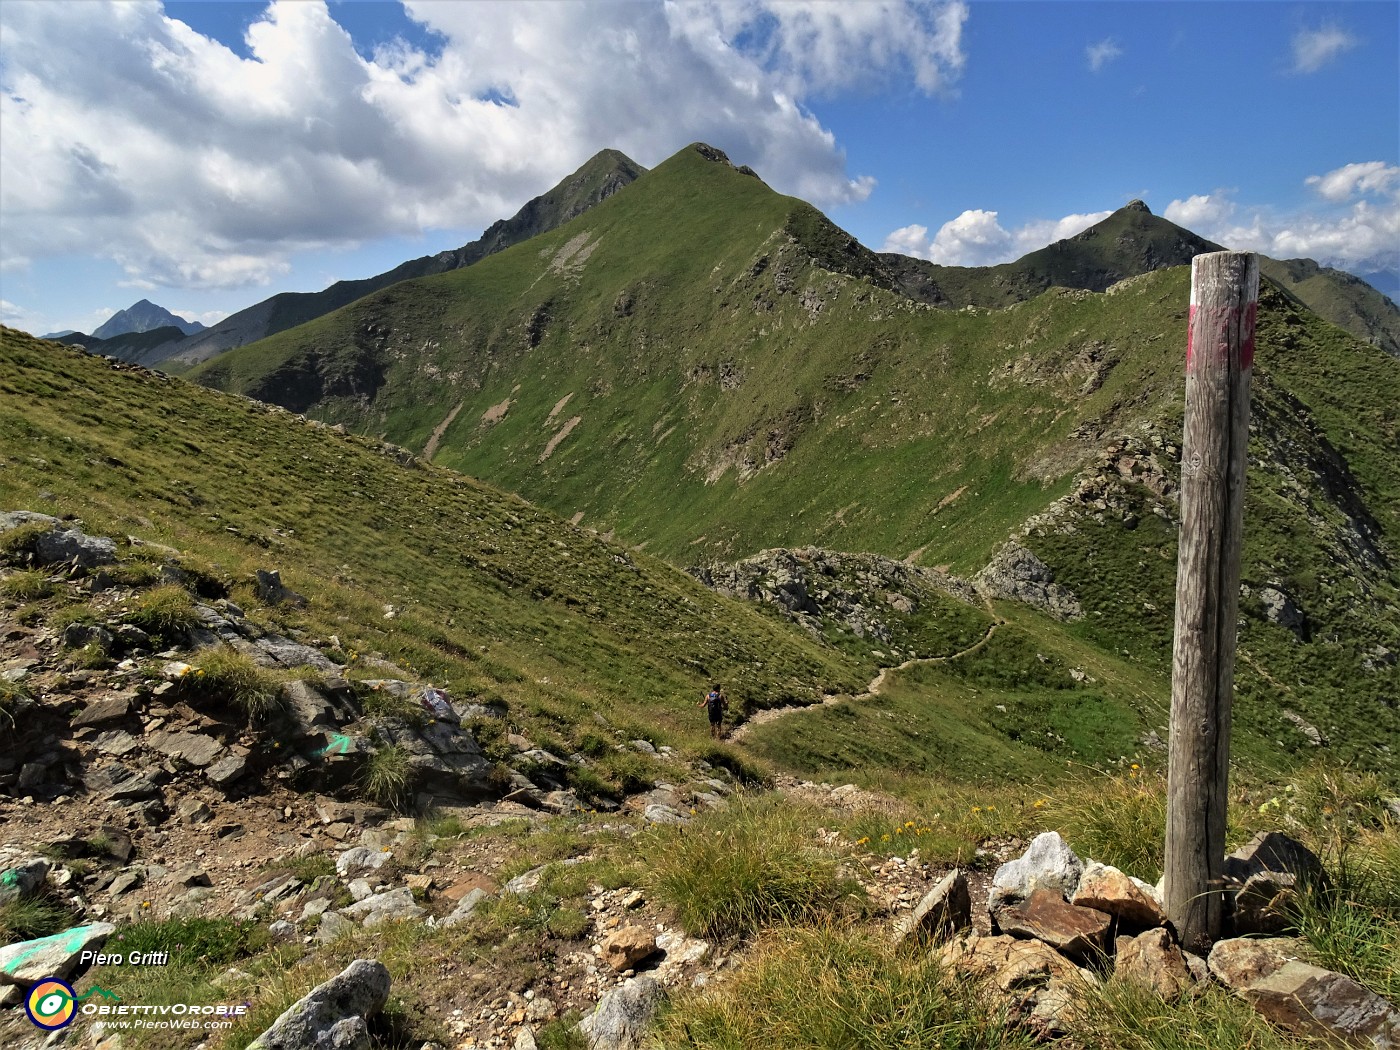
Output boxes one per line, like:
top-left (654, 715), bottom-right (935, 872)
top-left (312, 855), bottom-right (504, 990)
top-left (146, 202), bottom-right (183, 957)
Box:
top-left (1164, 250), bottom-right (1258, 952)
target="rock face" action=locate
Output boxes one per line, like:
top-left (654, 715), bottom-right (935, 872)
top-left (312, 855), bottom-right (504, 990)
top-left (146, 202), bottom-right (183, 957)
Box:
top-left (0, 923), bottom-right (116, 986)
top-left (579, 975), bottom-right (665, 1050)
top-left (1209, 937), bottom-right (1399, 1047)
top-left (972, 542), bottom-right (1082, 621)
top-left (248, 958), bottom-right (391, 1050)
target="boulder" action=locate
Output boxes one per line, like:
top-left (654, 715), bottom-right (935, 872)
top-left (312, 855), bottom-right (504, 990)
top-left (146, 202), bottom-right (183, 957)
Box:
top-left (0, 923), bottom-right (116, 986)
top-left (895, 868), bottom-right (971, 945)
top-left (994, 888), bottom-right (1112, 963)
top-left (33, 525), bottom-right (117, 569)
top-left (601, 927), bottom-right (659, 972)
top-left (579, 975), bottom-right (665, 1050)
top-left (1114, 928), bottom-right (1192, 1001)
top-left (989, 831), bottom-right (1084, 915)
top-left (1073, 861), bottom-right (1166, 929)
top-left (71, 693), bottom-right (134, 728)
top-left (205, 752), bottom-right (249, 787)
top-left (247, 958), bottom-right (390, 1050)
top-left (0, 858), bottom-right (50, 904)
top-left (1209, 936), bottom-right (1398, 1046)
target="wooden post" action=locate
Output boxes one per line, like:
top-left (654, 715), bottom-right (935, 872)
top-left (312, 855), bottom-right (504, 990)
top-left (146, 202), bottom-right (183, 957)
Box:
top-left (1164, 250), bottom-right (1258, 953)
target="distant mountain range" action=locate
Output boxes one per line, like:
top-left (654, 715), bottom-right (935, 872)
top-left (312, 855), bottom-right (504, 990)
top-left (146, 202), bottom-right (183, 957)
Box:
top-left (60, 146), bottom-right (1397, 374)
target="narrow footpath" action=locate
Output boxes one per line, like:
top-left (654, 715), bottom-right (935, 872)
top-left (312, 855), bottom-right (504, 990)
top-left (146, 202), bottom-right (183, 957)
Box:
top-left (728, 613), bottom-right (1006, 743)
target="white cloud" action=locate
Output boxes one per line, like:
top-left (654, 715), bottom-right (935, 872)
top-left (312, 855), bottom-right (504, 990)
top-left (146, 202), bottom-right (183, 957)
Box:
top-left (1291, 25), bottom-right (1359, 74)
top-left (0, 0), bottom-right (966, 291)
top-left (1085, 38), bottom-right (1122, 73)
top-left (1164, 192), bottom-right (1235, 228)
top-left (882, 208), bottom-right (1111, 266)
top-left (1165, 163), bottom-right (1400, 273)
top-left (1305, 161), bottom-right (1400, 202)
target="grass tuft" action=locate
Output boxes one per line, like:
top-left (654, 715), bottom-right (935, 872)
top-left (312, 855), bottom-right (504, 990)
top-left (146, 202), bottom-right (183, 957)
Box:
top-left (362, 744), bottom-right (415, 809)
top-left (125, 583), bottom-right (200, 642)
top-left (182, 647), bottom-right (285, 720)
top-left (645, 795), bottom-right (866, 939)
top-left (1, 569), bottom-right (55, 600)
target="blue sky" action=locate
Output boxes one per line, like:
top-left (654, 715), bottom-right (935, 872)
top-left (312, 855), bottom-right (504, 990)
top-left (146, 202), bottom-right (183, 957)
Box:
top-left (1, 0), bottom-right (1395, 337)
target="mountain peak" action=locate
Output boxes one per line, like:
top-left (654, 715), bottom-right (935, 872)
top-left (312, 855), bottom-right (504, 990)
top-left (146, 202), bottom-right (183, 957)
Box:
top-left (1122, 199), bottom-right (1152, 215)
top-left (689, 142), bottom-right (734, 165)
top-left (93, 300), bottom-right (204, 340)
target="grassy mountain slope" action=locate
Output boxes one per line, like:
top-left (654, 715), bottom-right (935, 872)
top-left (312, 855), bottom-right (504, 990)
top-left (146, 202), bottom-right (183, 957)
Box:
top-left (186, 144), bottom-right (1399, 775)
top-left (56, 324), bottom-right (188, 359)
top-left (161, 149), bottom-right (645, 368)
top-left (1259, 255), bottom-right (1400, 357)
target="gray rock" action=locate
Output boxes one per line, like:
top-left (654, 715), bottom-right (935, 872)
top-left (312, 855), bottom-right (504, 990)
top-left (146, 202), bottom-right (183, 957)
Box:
top-left (148, 729), bottom-right (224, 768)
top-left (579, 975), bottom-right (665, 1050)
top-left (973, 542), bottom-right (1082, 622)
top-left (33, 525), bottom-right (117, 569)
top-left (895, 868), bottom-right (971, 945)
top-left (176, 797), bottom-right (214, 824)
top-left (316, 911), bottom-right (355, 944)
top-left (441, 888), bottom-right (490, 927)
top-left (267, 920), bottom-right (298, 942)
top-left (1259, 586), bottom-right (1307, 637)
top-left (254, 569), bottom-right (307, 608)
top-left (247, 958), bottom-right (390, 1049)
top-left (85, 762), bottom-right (163, 801)
top-left (336, 847), bottom-right (392, 878)
top-left (0, 857), bottom-right (50, 904)
top-left (0, 923), bottom-right (116, 985)
top-left (643, 804), bottom-right (687, 826)
top-left (62, 623), bottom-right (117, 653)
top-left (206, 752), bottom-right (248, 786)
top-left (989, 831), bottom-right (1084, 915)
top-left (341, 887), bottom-right (425, 927)
top-left (93, 730), bottom-right (141, 756)
top-left (72, 693), bottom-right (133, 727)
top-left (254, 634), bottom-right (337, 672)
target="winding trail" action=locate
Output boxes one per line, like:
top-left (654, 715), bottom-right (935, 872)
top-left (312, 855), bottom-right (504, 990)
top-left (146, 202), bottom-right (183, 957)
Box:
top-left (728, 613), bottom-right (1007, 743)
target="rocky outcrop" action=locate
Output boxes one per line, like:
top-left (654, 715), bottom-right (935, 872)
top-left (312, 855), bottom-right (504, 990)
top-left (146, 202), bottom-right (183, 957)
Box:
top-left (973, 543), bottom-right (1082, 622)
top-left (690, 546), bottom-right (978, 647)
top-left (579, 975), bottom-right (665, 1050)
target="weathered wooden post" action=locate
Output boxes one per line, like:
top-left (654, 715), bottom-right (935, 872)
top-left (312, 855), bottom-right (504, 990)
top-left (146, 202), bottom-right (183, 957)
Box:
top-left (1165, 250), bottom-right (1258, 953)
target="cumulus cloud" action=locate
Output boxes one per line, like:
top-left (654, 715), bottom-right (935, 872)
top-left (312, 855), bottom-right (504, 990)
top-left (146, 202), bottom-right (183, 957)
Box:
top-left (1305, 161), bottom-right (1400, 202)
top-left (1291, 24), bottom-right (1359, 73)
top-left (882, 208), bottom-right (1111, 266)
top-left (1165, 162), bottom-right (1399, 273)
top-left (1164, 192), bottom-right (1236, 228)
top-left (0, 0), bottom-right (966, 291)
top-left (1085, 38), bottom-right (1122, 73)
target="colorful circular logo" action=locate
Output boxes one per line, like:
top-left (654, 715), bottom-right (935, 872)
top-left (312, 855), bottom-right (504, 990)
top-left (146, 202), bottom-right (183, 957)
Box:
top-left (25, 978), bottom-right (77, 1030)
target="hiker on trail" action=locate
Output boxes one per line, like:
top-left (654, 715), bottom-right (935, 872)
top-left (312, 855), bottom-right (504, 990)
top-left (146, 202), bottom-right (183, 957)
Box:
top-left (698, 683), bottom-right (728, 739)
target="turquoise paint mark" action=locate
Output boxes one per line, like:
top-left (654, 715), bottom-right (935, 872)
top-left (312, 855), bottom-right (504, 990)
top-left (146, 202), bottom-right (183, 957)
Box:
top-left (1, 925), bottom-right (100, 975)
top-left (0, 869), bottom-right (19, 887)
top-left (318, 733), bottom-right (352, 757)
